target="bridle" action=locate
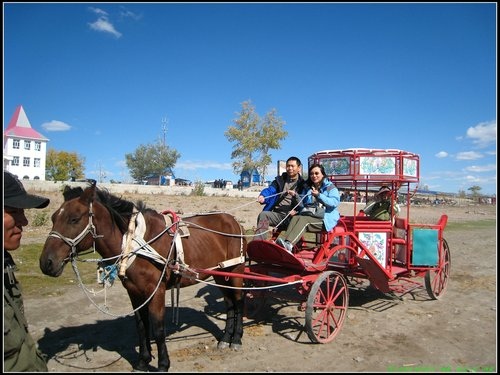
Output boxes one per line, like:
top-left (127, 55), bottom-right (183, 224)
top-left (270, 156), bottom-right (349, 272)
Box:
top-left (47, 202), bottom-right (104, 262)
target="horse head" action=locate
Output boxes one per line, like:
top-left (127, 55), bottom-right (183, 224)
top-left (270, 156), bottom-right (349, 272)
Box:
top-left (39, 181), bottom-right (111, 277)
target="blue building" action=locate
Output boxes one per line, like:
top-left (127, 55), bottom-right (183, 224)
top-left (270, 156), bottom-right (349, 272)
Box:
top-left (240, 169), bottom-right (262, 187)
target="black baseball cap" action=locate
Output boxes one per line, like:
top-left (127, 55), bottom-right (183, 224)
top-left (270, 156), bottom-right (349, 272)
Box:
top-left (4, 171), bottom-right (50, 209)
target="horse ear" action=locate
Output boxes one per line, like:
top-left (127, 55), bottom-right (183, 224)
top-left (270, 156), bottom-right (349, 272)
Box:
top-left (62, 185), bottom-right (85, 201)
top-left (81, 182), bottom-right (97, 205)
top-left (63, 185), bottom-right (73, 201)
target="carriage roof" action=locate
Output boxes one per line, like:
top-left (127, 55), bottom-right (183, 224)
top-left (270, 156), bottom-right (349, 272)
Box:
top-left (308, 148), bottom-right (420, 190)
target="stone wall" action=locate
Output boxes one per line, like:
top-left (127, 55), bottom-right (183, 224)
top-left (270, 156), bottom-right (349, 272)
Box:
top-left (22, 180), bottom-right (260, 198)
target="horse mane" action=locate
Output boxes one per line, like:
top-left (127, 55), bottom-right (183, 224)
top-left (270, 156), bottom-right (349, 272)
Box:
top-left (96, 189), bottom-right (137, 233)
top-left (63, 184), bottom-right (138, 234)
top-left (136, 200), bottom-right (158, 216)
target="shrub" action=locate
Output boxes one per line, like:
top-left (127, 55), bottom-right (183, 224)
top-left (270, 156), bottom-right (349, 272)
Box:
top-left (190, 181), bottom-right (205, 196)
top-left (31, 211), bottom-right (49, 227)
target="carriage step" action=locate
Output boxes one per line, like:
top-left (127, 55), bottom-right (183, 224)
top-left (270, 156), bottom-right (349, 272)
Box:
top-left (354, 256), bottom-right (393, 293)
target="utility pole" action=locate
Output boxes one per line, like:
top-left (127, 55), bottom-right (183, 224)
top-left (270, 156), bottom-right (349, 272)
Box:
top-left (162, 117), bottom-right (168, 147)
top-left (159, 117), bottom-right (168, 185)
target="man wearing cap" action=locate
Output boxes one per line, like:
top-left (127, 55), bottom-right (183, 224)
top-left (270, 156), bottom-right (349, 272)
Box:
top-left (4, 171), bottom-right (50, 372)
top-left (361, 185), bottom-right (400, 222)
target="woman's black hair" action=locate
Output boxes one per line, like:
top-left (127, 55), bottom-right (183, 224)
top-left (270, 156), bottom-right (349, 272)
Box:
top-left (305, 163), bottom-right (326, 187)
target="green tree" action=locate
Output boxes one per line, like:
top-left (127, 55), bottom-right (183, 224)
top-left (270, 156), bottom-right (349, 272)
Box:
top-left (468, 185), bottom-right (482, 202)
top-left (45, 149), bottom-right (85, 181)
top-left (125, 141), bottom-right (180, 182)
top-left (225, 100), bottom-right (287, 183)
top-left (257, 108), bottom-right (287, 182)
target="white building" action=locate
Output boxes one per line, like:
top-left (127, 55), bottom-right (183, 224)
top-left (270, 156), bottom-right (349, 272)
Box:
top-left (3, 105), bottom-right (49, 180)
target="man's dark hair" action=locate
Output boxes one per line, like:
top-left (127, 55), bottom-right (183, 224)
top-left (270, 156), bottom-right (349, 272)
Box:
top-left (286, 156), bottom-right (302, 166)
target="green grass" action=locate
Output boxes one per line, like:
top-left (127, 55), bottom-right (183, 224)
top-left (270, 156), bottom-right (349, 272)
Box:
top-left (444, 218), bottom-right (496, 231)
top-left (11, 244), bottom-right (101, 297)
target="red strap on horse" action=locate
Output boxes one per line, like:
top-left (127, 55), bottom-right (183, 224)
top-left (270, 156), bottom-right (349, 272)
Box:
top-left (161, 210), bottom-right (180, 234)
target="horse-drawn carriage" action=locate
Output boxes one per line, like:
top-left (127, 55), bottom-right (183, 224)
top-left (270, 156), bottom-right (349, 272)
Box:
top-left (243, 148), bottom-right (450, 343)
top-left (39, 148), bottom-right (450, 371)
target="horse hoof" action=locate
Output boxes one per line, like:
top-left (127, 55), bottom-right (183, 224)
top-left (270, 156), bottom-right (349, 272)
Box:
top-left (132, 364), bottom-right (149, 372)
top-left (230, 343), bottom-right (242, 351)
top-left (217, 341), bottom-right (230, 350)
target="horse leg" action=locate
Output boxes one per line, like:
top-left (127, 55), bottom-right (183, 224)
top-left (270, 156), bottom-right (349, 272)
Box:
top-left (230, 297), bottom-right (244, 350)
top-left (217, 288), bottom-right (244, 350)
top-left (228, 274), bottom-right (245, 350)
top-left (149, 296), bottom-right (170, 372)
top-left (133, 306), bottom-right (153, 371)
top-left (217, 295), bottom-right (235, 349)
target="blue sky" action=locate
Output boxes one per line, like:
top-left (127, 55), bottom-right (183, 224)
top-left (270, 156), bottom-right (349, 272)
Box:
top-left (3, 3), bottom-right (497, 195)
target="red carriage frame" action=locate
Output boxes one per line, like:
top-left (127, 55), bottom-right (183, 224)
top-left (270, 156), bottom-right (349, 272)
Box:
top-left (195, 148), bottom-right (451, 344)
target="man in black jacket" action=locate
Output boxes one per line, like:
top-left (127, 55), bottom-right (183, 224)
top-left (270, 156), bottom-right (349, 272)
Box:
top-left (4, 171), bottom-right (50, 372)
top-left (254, 156), bottom-right (304, 240)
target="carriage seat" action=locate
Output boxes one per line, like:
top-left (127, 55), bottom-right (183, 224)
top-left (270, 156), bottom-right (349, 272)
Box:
top-left (391, 217), bottom-right (408, 245)
top-left (313, 224), bottom-right (346, 246)
top-left (391, 217), bottom-right (408, 264)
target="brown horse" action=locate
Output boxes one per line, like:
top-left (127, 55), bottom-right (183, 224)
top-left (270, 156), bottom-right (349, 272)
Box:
top-left (39, 181), bottom-right (246, 372)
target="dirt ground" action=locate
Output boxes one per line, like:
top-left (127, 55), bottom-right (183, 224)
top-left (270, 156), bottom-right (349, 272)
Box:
top-left (19, 190), bottom-right (497, 372)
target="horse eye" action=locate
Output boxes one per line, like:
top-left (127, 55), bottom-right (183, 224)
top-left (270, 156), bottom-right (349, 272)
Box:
top-left (69, 216), bottom-right (80, 225)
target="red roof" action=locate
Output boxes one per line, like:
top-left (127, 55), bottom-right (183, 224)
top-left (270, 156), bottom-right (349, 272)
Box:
top-left (4, 105), bottom-right (48, 141)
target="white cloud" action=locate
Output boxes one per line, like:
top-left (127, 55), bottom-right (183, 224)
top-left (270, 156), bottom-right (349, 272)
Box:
top-left (88, 7), bottom-right (108, 17)
top-left (176, 160), bottom-right (233, 171)
top-left (466, 120), bottom-right (497, 148)
top-left (119, 7), bottom-right (142, 21)
top-left (41, 120), bottom-right (71, 131)
top-left (455, 151), bottom-right (483, 161)
top-left (115, 159), bottom-right (128, 168)
top-left (88, 7), bottom-right (122, 38)
top-left (88, 17), bottom-right (122, 38)
top-left (435, 151), bottom-right (448, 158)
top-left (462, 175), bottom-right (496, 186)
top-left (465, 164), bottom-right (497, 173)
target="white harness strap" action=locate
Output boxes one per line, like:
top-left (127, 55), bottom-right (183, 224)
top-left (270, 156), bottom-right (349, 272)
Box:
top-left (119, 210), bottom-right (139, 277)
top-left (119, 212), bottom-right (165, 276)
top-left (218, 256), bottom-right (246, 269)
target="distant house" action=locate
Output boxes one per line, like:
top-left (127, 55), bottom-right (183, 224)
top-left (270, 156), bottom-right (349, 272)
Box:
top-left (240, 169), bottom-right (262, 187)
top-left (144, 168), bottom-right (175, 186)
top-left (3, 105), bottom-right (49, 180)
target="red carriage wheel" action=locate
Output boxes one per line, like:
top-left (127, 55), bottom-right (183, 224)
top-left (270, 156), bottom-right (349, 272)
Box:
top-left (425, 238), bottom-right (451, 300)
top-left (305, 271), bottom-right (349, 344)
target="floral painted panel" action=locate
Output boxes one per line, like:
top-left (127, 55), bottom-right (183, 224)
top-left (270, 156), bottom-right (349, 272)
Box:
top-left (403, 157), bottom-right (418, 177)
top-left (359, 232), bottom-right (387, 267)
top-left (359, 157), bottom-right (396, 175)
top-left (321, 157), bottom-right (350, 176)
